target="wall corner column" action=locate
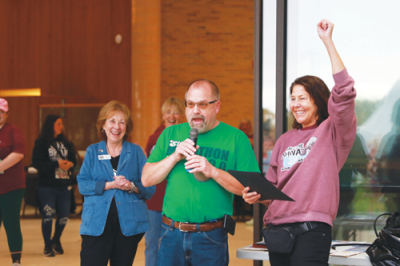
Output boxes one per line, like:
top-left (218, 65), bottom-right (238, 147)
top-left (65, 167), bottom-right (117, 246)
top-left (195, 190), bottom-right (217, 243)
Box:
top-left (131, 0), bottom-right (161, 149)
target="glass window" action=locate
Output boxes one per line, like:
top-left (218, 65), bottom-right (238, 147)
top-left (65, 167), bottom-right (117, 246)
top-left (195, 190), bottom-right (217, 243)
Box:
top-left (262, 0), bottom-right (277, 176)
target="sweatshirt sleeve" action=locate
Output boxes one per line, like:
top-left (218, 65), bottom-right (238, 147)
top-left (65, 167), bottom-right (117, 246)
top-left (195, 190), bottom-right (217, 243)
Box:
top-left (32, 139), bottom-right (59, 179)
top-left (328, 68), bottom-right (357, 149)
top-left (77, 145), bottom-right (106, 196)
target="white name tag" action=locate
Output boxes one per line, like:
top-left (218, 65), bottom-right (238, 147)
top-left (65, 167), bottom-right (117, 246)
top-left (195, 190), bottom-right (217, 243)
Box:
top-left (98, 155), bottom-right (111, 160)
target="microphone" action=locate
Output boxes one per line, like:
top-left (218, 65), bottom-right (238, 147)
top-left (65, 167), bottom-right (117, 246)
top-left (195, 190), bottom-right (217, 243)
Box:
top-left (188, 128), bottom-right (209, 182)
top-left (189, 128), bottom-right (199, 148)
top-left (186, 128), bottom-right (199, 174)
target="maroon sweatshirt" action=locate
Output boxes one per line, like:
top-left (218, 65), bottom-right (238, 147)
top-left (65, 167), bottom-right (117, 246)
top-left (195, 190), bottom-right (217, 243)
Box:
top-left (0, 123), bottom-right (26, 195)
top-left (145, 124), bottom-right (167, 212)
top-left (264, 69), bottom-right (356, 227)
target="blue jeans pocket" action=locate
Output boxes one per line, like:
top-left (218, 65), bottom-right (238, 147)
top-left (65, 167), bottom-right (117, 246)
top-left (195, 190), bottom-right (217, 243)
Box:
top-left (159, 223), bottom-right (171, 249)
top-left (202, 228), bottom-right (227, 245)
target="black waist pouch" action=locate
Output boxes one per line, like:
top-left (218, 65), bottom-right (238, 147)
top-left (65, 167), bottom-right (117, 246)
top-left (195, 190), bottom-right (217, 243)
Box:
top-left (262, 222), bottom-right (322, 253)
top-left (262, 224), bottom-right (296, 253)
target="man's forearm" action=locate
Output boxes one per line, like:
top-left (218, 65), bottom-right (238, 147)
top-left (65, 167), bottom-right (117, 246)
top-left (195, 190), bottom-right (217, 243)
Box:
top-left (142, 155), bottom-right (180, 187)
top-left (212, 168), bottom-right (244, 196)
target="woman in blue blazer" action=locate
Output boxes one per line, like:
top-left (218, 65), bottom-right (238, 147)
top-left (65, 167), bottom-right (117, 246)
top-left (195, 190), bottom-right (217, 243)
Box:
top-left (78, 100), bottom-right (155, 266)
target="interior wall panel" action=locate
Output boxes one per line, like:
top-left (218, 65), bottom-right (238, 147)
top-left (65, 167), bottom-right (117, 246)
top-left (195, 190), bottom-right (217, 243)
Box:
top-left (0, 0), bottom-right (132, 165)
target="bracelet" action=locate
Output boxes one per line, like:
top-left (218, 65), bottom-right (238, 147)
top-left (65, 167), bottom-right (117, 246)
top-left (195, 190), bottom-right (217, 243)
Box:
top-left (128, 182), bottom-right (136, 193)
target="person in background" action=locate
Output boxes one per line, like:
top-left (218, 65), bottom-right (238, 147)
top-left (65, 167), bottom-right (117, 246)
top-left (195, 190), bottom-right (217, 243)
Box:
top-left (144, 97), bottom-right (185, 266)
top-left (376, 99), bottom-right (400, 212)
top-left (78, 100), bottom-right (155, 266)
top-left (243, 19), bottom-right (357, 266)
top-left (333, 133), bottom-right (368, 240)
top-left (32, 115), bottom-right (77, 257)
top-left (239, 118), bottom-right (254, 147)
top-left (262, 135), bottom-right (275, 175)
top-left (0, 98), bottom-right (26, 266)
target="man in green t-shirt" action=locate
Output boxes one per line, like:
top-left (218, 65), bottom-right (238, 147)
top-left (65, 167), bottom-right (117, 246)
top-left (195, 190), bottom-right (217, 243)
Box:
top-left (142, 79), bottom-right (259, 266)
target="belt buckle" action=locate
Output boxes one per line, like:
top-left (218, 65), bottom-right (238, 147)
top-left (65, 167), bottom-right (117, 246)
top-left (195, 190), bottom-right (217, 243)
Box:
top-left (179, 222), bottom-right (189, 232)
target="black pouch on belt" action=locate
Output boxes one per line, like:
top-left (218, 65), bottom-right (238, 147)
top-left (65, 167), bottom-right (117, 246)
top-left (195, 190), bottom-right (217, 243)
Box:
top-left (262, 222), bottom-right (322, 253)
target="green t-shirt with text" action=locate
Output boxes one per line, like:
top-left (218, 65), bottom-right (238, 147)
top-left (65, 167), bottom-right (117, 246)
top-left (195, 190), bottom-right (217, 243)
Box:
top-left (147, 122), bottom-right (259, 223)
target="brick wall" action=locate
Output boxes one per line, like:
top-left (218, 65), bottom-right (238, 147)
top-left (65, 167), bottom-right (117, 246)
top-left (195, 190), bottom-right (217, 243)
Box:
top-left (161, 0), bottom-right (254, 131)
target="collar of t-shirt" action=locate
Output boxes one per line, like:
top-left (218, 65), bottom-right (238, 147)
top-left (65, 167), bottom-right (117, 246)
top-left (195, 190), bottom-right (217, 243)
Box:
top-left (301, 124), bottom-right (318, 131)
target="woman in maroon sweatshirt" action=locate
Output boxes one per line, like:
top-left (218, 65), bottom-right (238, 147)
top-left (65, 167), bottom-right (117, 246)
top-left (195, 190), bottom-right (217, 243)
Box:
top-left (144, 97), bottom-right (185, 266)
top-left (243, 19), bottom-right (357, 266)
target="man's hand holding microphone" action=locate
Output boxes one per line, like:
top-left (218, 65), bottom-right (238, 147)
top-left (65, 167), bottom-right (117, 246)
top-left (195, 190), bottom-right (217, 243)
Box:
top-left (172, 128), bottom-right (214, 182)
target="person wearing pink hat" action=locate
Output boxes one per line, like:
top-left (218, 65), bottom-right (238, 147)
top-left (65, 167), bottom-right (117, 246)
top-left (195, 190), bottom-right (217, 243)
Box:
top-left (0, 98), bottom-right (26, 266)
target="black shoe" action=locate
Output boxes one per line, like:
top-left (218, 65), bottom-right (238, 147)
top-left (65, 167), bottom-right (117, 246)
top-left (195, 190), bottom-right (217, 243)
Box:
top-left (44, 245), bottom-right (55, 257)
top-left (52, 240), bottom-right (64, 255)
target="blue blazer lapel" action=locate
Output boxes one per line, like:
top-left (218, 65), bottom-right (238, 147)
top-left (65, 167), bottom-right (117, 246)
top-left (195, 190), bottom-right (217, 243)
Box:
top-left (98, 141), bottom-right (114, 180)
top-left (117, 141), bottom-right (132, 174)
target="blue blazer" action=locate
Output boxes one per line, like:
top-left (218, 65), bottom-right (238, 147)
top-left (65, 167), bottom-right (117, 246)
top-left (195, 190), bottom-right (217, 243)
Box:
top-left (77, 140), bottom-right (155, 236)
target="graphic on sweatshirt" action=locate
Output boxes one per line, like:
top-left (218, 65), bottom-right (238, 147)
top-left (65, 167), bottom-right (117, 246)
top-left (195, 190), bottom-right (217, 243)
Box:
top-left (281, 137), bottom-right (317, 171)
top-left (49, 142), bottom-right (69, 179)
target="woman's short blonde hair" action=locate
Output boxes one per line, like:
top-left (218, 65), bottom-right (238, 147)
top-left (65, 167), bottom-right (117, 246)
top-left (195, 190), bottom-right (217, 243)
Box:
top-left (161, 97), bottom-right (185, 116)
top-left (96, 100), bottom-right (133, 140)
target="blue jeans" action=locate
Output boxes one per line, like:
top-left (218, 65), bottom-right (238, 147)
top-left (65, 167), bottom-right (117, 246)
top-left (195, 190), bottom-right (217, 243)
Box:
top-left (144, 210), bottom-right (162, 266)
top-left (38, 186), bottom-right (71, 246)
top-left (157, 220), bottom-right (229, 266)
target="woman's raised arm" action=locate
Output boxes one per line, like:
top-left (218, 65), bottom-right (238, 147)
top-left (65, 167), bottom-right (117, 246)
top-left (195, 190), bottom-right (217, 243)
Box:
top-left (318, 19), bottom-right (345, 75)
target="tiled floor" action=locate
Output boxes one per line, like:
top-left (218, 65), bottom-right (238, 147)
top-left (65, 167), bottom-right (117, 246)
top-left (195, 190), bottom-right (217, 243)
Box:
top-left (0, 207), bottom-right (266, 266)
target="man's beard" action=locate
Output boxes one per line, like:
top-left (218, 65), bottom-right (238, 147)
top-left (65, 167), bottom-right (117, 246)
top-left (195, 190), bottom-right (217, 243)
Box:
top-left (189, 115), bottom-right (206, 133)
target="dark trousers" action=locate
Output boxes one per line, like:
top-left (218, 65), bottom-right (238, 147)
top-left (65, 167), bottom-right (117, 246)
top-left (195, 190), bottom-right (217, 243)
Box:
top-left (38, 186), bottom-right (71, 246)
top-left (81, 211), bottom-right (144, 266)
top-left (269, 222), bottom-right (332, 266)
top-left (0, 189), bottom-right (25, 252)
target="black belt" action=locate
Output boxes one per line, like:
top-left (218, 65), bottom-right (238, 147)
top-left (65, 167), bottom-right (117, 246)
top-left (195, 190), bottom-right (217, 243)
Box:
top-left (290, 221), bottom-right (326, 235)
top-left (267, 221), bottom-right (326, 235)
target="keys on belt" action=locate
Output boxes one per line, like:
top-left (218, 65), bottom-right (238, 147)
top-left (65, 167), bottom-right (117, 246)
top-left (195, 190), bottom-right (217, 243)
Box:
top-left (162, 215), bottom-right (224, 232)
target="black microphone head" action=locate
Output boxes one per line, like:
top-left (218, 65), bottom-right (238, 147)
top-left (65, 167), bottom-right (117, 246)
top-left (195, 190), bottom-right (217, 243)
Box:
top-left (190, 128), bottom-right (199, 138)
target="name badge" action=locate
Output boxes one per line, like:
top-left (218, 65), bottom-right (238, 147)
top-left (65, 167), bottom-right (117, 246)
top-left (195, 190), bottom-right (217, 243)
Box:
top-left (98, 155), bottom-right (111, 160)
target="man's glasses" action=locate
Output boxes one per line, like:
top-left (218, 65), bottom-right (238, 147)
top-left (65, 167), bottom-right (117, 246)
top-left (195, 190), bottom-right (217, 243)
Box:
top-left (184, 100), bottom-right (218, 109)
